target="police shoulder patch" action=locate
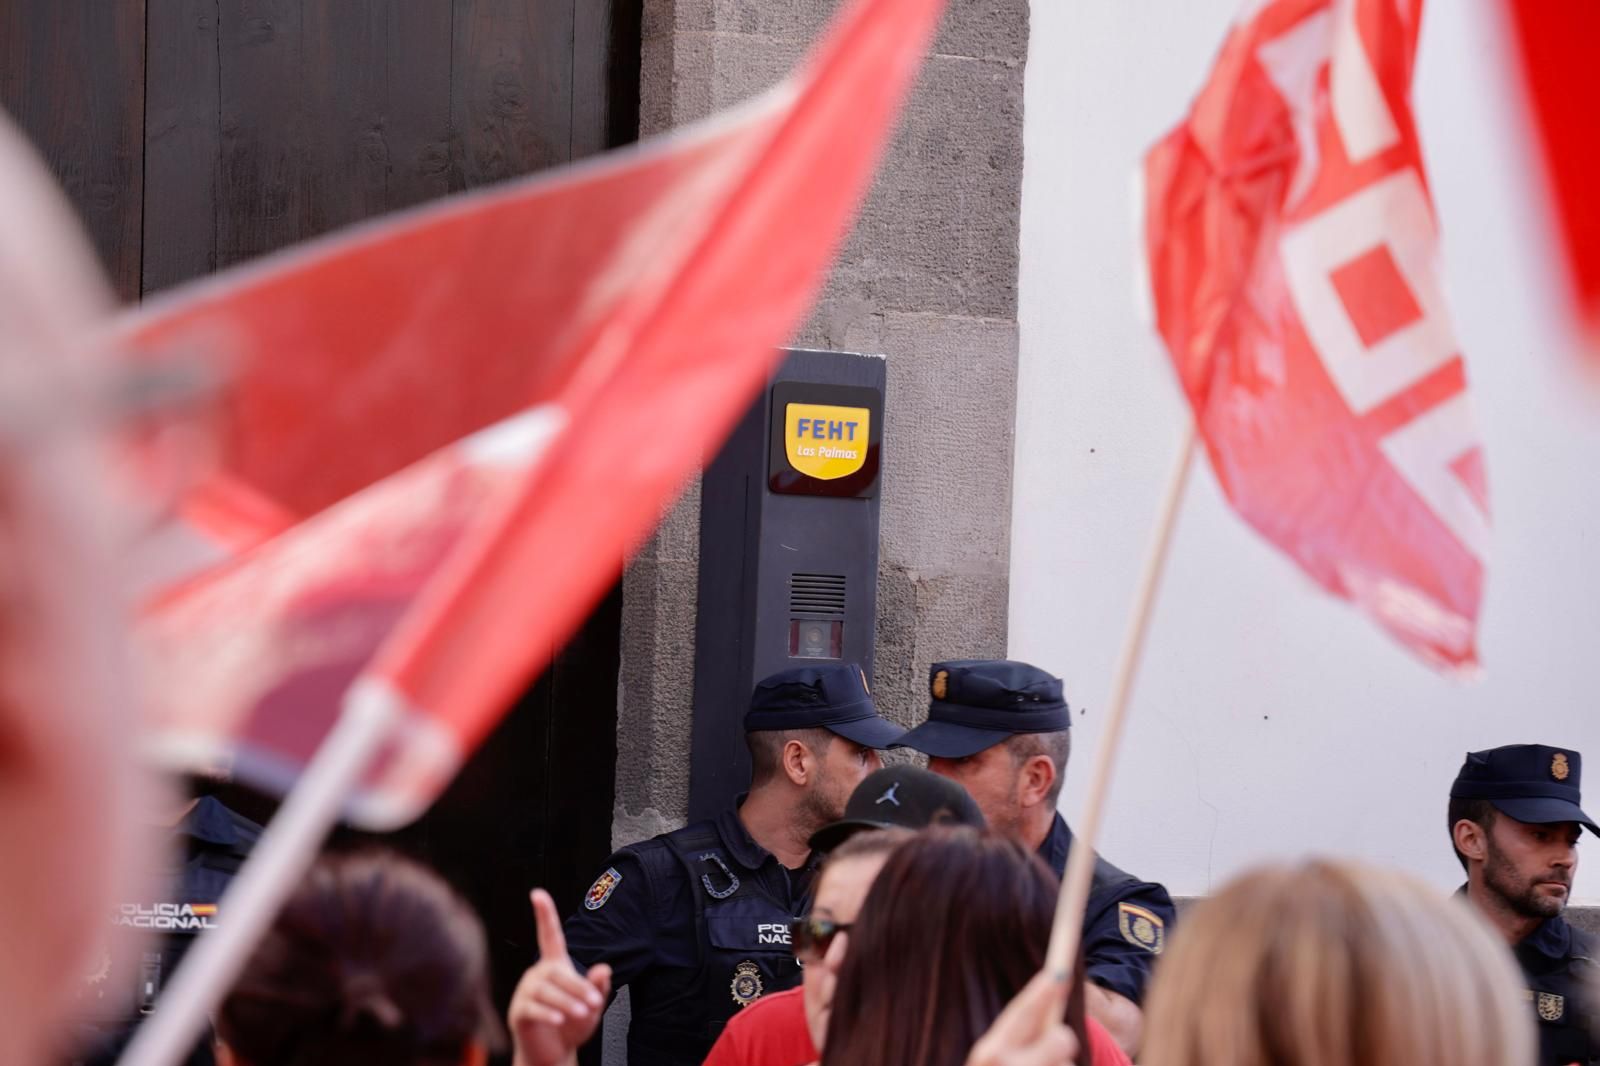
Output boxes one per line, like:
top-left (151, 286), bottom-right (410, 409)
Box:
top-left (584, 867), bottom-right (622, 911)
top-left (1537, 991), bottom-right (1565, 1022)
top-left (1117, 901), bottom-right (1165, 955)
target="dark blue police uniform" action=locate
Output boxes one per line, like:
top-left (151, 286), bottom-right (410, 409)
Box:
top-left (895, 659), bottom-right (1176, 1005)
top-left (1036, 812), bottom-right (1175, 1003)
top-left (563, 664), bottom-right (904, 1066)
top-left (1515, 914), bottom-right (1599, 1066)
top-left (1452, 744), bottom-right (1600, 1066)
top-left (71, 795), bottom-right (262, 1066)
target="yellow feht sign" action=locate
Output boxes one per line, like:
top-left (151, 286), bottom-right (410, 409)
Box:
top-left (784, 403), bottom-right (870, 480)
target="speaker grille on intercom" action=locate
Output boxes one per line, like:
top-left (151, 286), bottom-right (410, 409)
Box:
top-left (790, 573), bottom-right (847, 617)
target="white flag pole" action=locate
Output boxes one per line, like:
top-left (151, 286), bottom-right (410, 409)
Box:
top-left (1044, 420), bottom-right (1197, 979)
top-left (117, 680), bottom-right (402, 1066)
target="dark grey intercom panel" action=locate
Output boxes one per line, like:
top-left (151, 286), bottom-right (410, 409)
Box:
top-left (688, 349), bottom-right (885, 821)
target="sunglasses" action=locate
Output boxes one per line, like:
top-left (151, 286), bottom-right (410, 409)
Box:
top-left (790, 916), bottom-right (853, 962)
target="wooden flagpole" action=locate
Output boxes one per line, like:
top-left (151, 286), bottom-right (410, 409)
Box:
top-left (1044, 420), bottom-right (1197, 979)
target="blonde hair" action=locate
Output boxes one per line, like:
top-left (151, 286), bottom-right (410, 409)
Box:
top-left (1142, 858), bottom-right (1535, 1066)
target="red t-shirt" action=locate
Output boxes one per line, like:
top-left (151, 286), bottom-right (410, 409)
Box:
top-left (702, 987), bottom-right (815, 1066)
top-left (1086, 1016), bottom-right (1133, 1066)
top-left (699, 985), bottom-right (1133, 1066)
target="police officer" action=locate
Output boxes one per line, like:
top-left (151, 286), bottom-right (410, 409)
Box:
top-left (1450, 744), bottom-right (1600, 1066)
top-left (71, 778), bottom-right (262, 1066)
top-left (894, 659), bottom-right (1175, 1057)
top-left (563, 663), bottom-right (904, 1066)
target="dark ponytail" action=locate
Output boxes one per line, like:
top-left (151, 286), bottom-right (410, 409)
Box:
top-left (217, 850), bottom-right (502, 1066)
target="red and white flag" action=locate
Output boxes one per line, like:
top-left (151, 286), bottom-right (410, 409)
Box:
top-left (1501, 0), bottom-right (1600, 364)
top-left (118, 0), bottom-right (946, 827)
top-left (1143, 0), bottom-right (1487, 671)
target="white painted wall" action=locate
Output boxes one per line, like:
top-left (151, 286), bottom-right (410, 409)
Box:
top-left (1012, 1), bottom-right (1600, 902)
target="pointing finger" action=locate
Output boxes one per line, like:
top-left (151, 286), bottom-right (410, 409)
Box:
top-left (531, 888), bottom-right (568, 963)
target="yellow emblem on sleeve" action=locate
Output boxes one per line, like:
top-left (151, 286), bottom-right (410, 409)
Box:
top-left (584, 867), bottom-right (622, 911)
top-left (784, 403), bottom-right (870, 480)
top-left (1117, 902), bottom-right (1165, 955)
top-left (1538, 991), bottom-right (1565, 1022)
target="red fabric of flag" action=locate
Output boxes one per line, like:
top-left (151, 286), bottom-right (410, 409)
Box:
top-left (1502, 0), bottom-right (1600, 360)
top-left (126, 0), bottom-right (946, 827)
top-left (1143, 0), bottom-right (1487, 672)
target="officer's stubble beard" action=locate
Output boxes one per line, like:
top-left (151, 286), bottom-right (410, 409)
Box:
top-left (797, 758), bottom-right (846, 837)
top-left (1483, 835), bottom-right (1570, 921)
top-left (990, 776), bottom-right (1028, 842)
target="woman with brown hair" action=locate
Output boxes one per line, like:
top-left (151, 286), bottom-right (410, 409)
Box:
top-left (215, 850), bottom-right (502, 1066)
top-left (818, 827), bottom-right (1119, 1066)
top-left (1140, 858), bottom-right (1535, 1066)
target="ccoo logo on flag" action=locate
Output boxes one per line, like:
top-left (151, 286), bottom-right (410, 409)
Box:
top-left (1142, 0), bottom-right (1488, 671)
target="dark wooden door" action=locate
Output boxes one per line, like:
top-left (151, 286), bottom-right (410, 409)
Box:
top-left (3, 0), bottom-right (640, 297)
top-left (1, 0), bottom-right (638, 1032)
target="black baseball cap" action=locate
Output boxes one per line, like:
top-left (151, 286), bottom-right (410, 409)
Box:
top-left (808, 766), bottom-right (986, 852)
top-left (893, 659), bottom-right (1070, 759)
top-left (1450, 744), bottom-right (1599, 835)
top-left (743, 664), bottom-right (905, 749)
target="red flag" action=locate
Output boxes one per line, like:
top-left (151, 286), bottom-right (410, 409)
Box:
top-left (1501, 0), bottom-right (1600, 362)
top-left (125, 0), bottom-right (946, 827)
top-left (1143, 0), bottom-right (1487, 672)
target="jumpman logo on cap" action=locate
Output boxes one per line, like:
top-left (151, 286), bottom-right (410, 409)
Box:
top-left (876, 783), bottom-right (901, 807)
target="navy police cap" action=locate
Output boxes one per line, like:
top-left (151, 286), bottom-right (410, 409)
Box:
top-left (1450, 744), bottom-right (1600, 835)
top-left (893, 659), bottom-right (1070, 759)
top-left (743, 664), bottom-right (905, 749)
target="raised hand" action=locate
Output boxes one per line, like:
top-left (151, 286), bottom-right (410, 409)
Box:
top-left (508, 888), bottom-right (613, 1066)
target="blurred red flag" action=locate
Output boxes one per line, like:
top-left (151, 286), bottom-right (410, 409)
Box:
top-left (1143, 0), bottom-right (1487, 672)
top-left (1502, 0), bottom-right (1600, 361)
top-left (122, 0), bottom-right (945, 827)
